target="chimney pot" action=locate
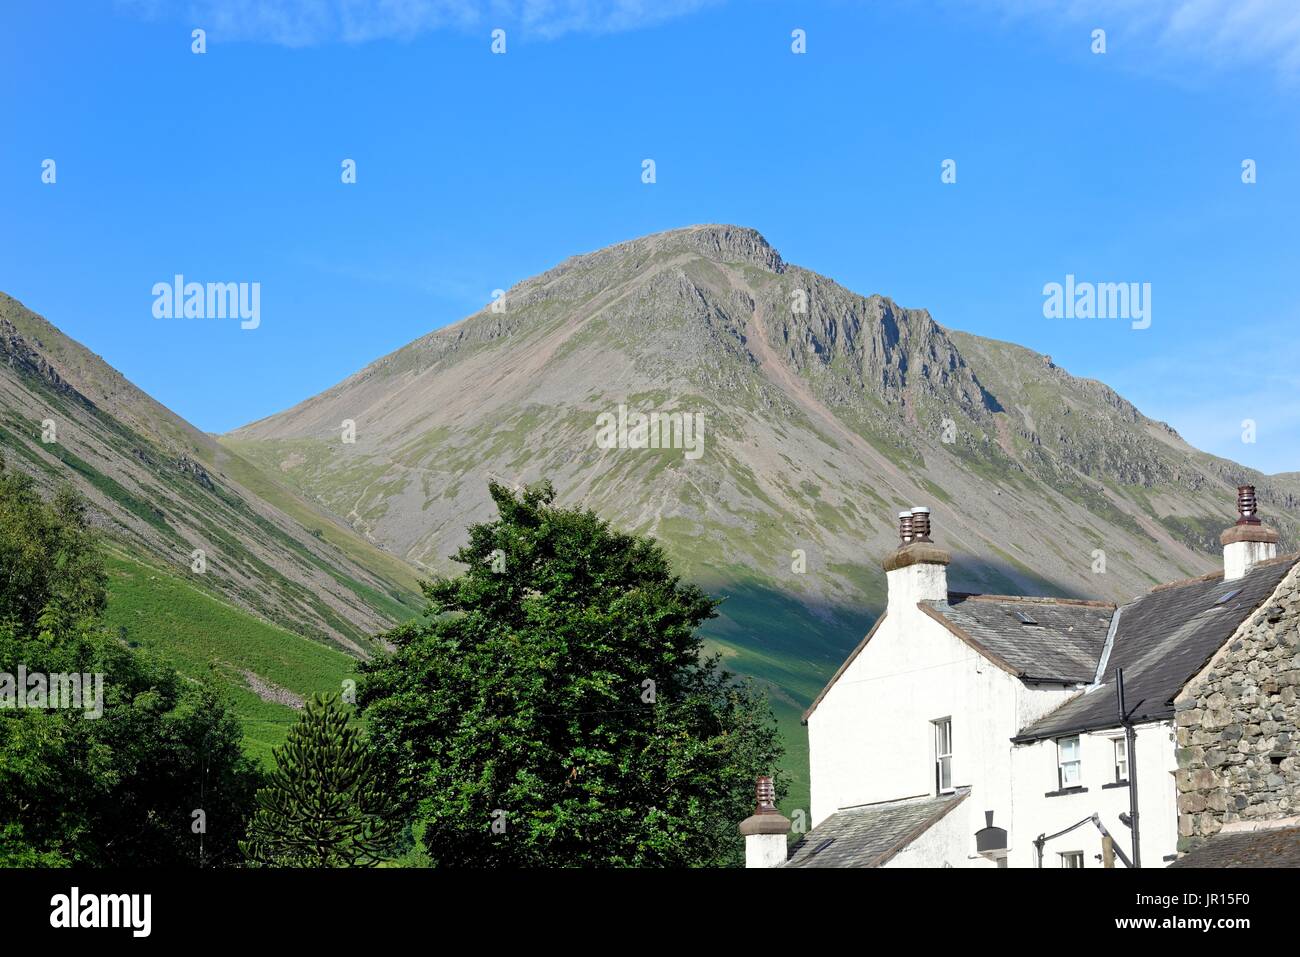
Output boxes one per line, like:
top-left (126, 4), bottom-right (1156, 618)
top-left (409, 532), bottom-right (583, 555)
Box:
top-left (881, 505), bottom-right (950, 599)
top-left (1222, 485), bottom-right (1278, 580)
top-left (1236, 485), bottom-right (1261, 525)
top-left (738, 774), bottom-right (791, 867)
top-left (910, 506), bottom-right (932, 543)
top-left (897, 510), bottom-right (914, 544)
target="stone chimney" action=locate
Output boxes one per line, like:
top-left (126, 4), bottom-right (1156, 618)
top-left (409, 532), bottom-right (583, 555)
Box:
top-left (738, 775), bottom-right (790, 868)
top-left (1221, 485), bottom-right (1278, 582)
top-left (882, 506), bottom-right (951, 610)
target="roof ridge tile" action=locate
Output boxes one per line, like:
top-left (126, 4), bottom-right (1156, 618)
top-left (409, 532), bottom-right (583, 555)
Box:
top-left (949, 592), bottom-right (1115, 609)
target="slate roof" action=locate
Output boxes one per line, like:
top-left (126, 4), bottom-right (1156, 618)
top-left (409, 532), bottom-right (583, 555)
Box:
top-left (1168, 824), bottom-right (1300, 868)
top-left (1015, 555), bottom-right (1299, 742)
top-left (783, 789), bottom-right (968, 868)
top-left (803, 551), bottom-right (1296, 735)
top-left (922, 595), bottom-right (1115, 683)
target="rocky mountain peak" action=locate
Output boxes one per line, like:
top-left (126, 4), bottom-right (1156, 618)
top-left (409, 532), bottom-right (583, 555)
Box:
top-left (550, 224), bottom-right (784, 280)
top-left (665, 224), bottom-right (785, 272)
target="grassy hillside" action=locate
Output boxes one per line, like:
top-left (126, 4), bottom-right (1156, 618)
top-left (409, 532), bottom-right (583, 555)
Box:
top-left (198, 440), bottom-right (425, 605)
top-left (100, 549), bottom-right (357, 767)
top-left (97, 543), bottom-right (810, 824)
top-left (0, 291), bottom-right (424, 656)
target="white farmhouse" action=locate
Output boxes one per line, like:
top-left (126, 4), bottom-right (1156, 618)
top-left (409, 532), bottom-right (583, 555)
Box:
top-left (741, 486), bottom-right (1298, 868)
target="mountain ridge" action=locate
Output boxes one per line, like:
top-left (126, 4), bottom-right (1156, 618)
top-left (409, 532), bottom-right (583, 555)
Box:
top-left (5, 225), bottom-right (1292, 812)
top-left (0, 291), bottom-right (421, 656)
top-left (220, 224), bottom-right (1300, 815)
top-left (227, 224), bottom-right (1298, 584)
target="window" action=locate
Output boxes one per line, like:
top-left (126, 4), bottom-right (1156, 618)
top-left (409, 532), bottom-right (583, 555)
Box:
top-left (1057, 735), bottom-right (1081, 789)
top-left (1059, 851), bottom-right (1084, 869)
top-left (1113, 737), bottom-right (1128, 783)
top-left (933, 718), bottom-right (953, 794)
top-left (1214, 588), bottom-right (1242, 606)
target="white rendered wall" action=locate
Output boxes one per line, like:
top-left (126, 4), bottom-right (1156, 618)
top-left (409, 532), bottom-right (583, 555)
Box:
top-left (1224, 540), bottom-right (1277, 581)
top-left (806, 567), bottom-right (1080, 863)
top-left (745, 833), bottom-right (789, 868)
top-left (884, 563), bottom-right (948, 607)
top-left (807, 606), bottom-right (999, 828)
top-left (884, 798), bottom-right (979, 868)
top-left (1008, 720), bottom-right (1178, 868)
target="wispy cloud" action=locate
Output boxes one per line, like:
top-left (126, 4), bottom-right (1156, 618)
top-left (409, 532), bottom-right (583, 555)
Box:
top-left (120, 0), bottom-right (721, 47)
top-left (954, 0), bottom-right (1300, 79)
top-left (1108, 317), bottom-right (1300, 474)
top-left (294, 249), bottom-right (486, 302)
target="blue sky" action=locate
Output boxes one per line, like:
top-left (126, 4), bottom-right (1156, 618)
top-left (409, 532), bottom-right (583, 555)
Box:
top-left (2, 1), bottom-right (1298, 472)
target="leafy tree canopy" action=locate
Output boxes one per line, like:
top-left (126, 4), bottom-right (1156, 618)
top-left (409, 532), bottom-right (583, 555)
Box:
top-left (359, 481), bottom-right (783, 867)
top-left (0, 461), bottom-right (257, 867)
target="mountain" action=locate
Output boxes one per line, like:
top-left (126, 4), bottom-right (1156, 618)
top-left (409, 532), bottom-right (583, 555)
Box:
top-left (223, 225), bottom-right (1300, 805)
top-left (0, 291), bottom-right (421, 657)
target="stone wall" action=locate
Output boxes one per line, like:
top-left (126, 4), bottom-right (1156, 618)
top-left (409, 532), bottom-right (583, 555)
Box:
top-left (1174, 564), bottom-right (1300, 851)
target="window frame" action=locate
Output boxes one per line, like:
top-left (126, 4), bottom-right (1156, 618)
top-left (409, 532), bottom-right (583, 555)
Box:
top-left (1059, 851), bottom-right (1084, 869)
top-left (1112, 735), bottom-right (1129, 784)
top-left (1056, 734), bottom-right (1082, 790)
top-left (933, 717), bottom-right (954, 795)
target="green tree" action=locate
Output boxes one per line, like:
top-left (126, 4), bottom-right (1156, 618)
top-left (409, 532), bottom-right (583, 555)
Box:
top-left (358, 481), bottom-right (784, 867)
top-left (0, 461), bottom-right (258, 867)
top-left (242, 693), bottom-right (401, 867)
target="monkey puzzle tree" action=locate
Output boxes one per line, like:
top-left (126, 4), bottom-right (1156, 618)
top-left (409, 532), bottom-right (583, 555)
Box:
top-left (357, 481), bottom-right (784, 867)
top-left (242, 693), bottom-right (400, 867)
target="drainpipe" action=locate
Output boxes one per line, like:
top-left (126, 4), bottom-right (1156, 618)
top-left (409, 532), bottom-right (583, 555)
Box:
top-left (1116, 668), bottom-right (1141, 868)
